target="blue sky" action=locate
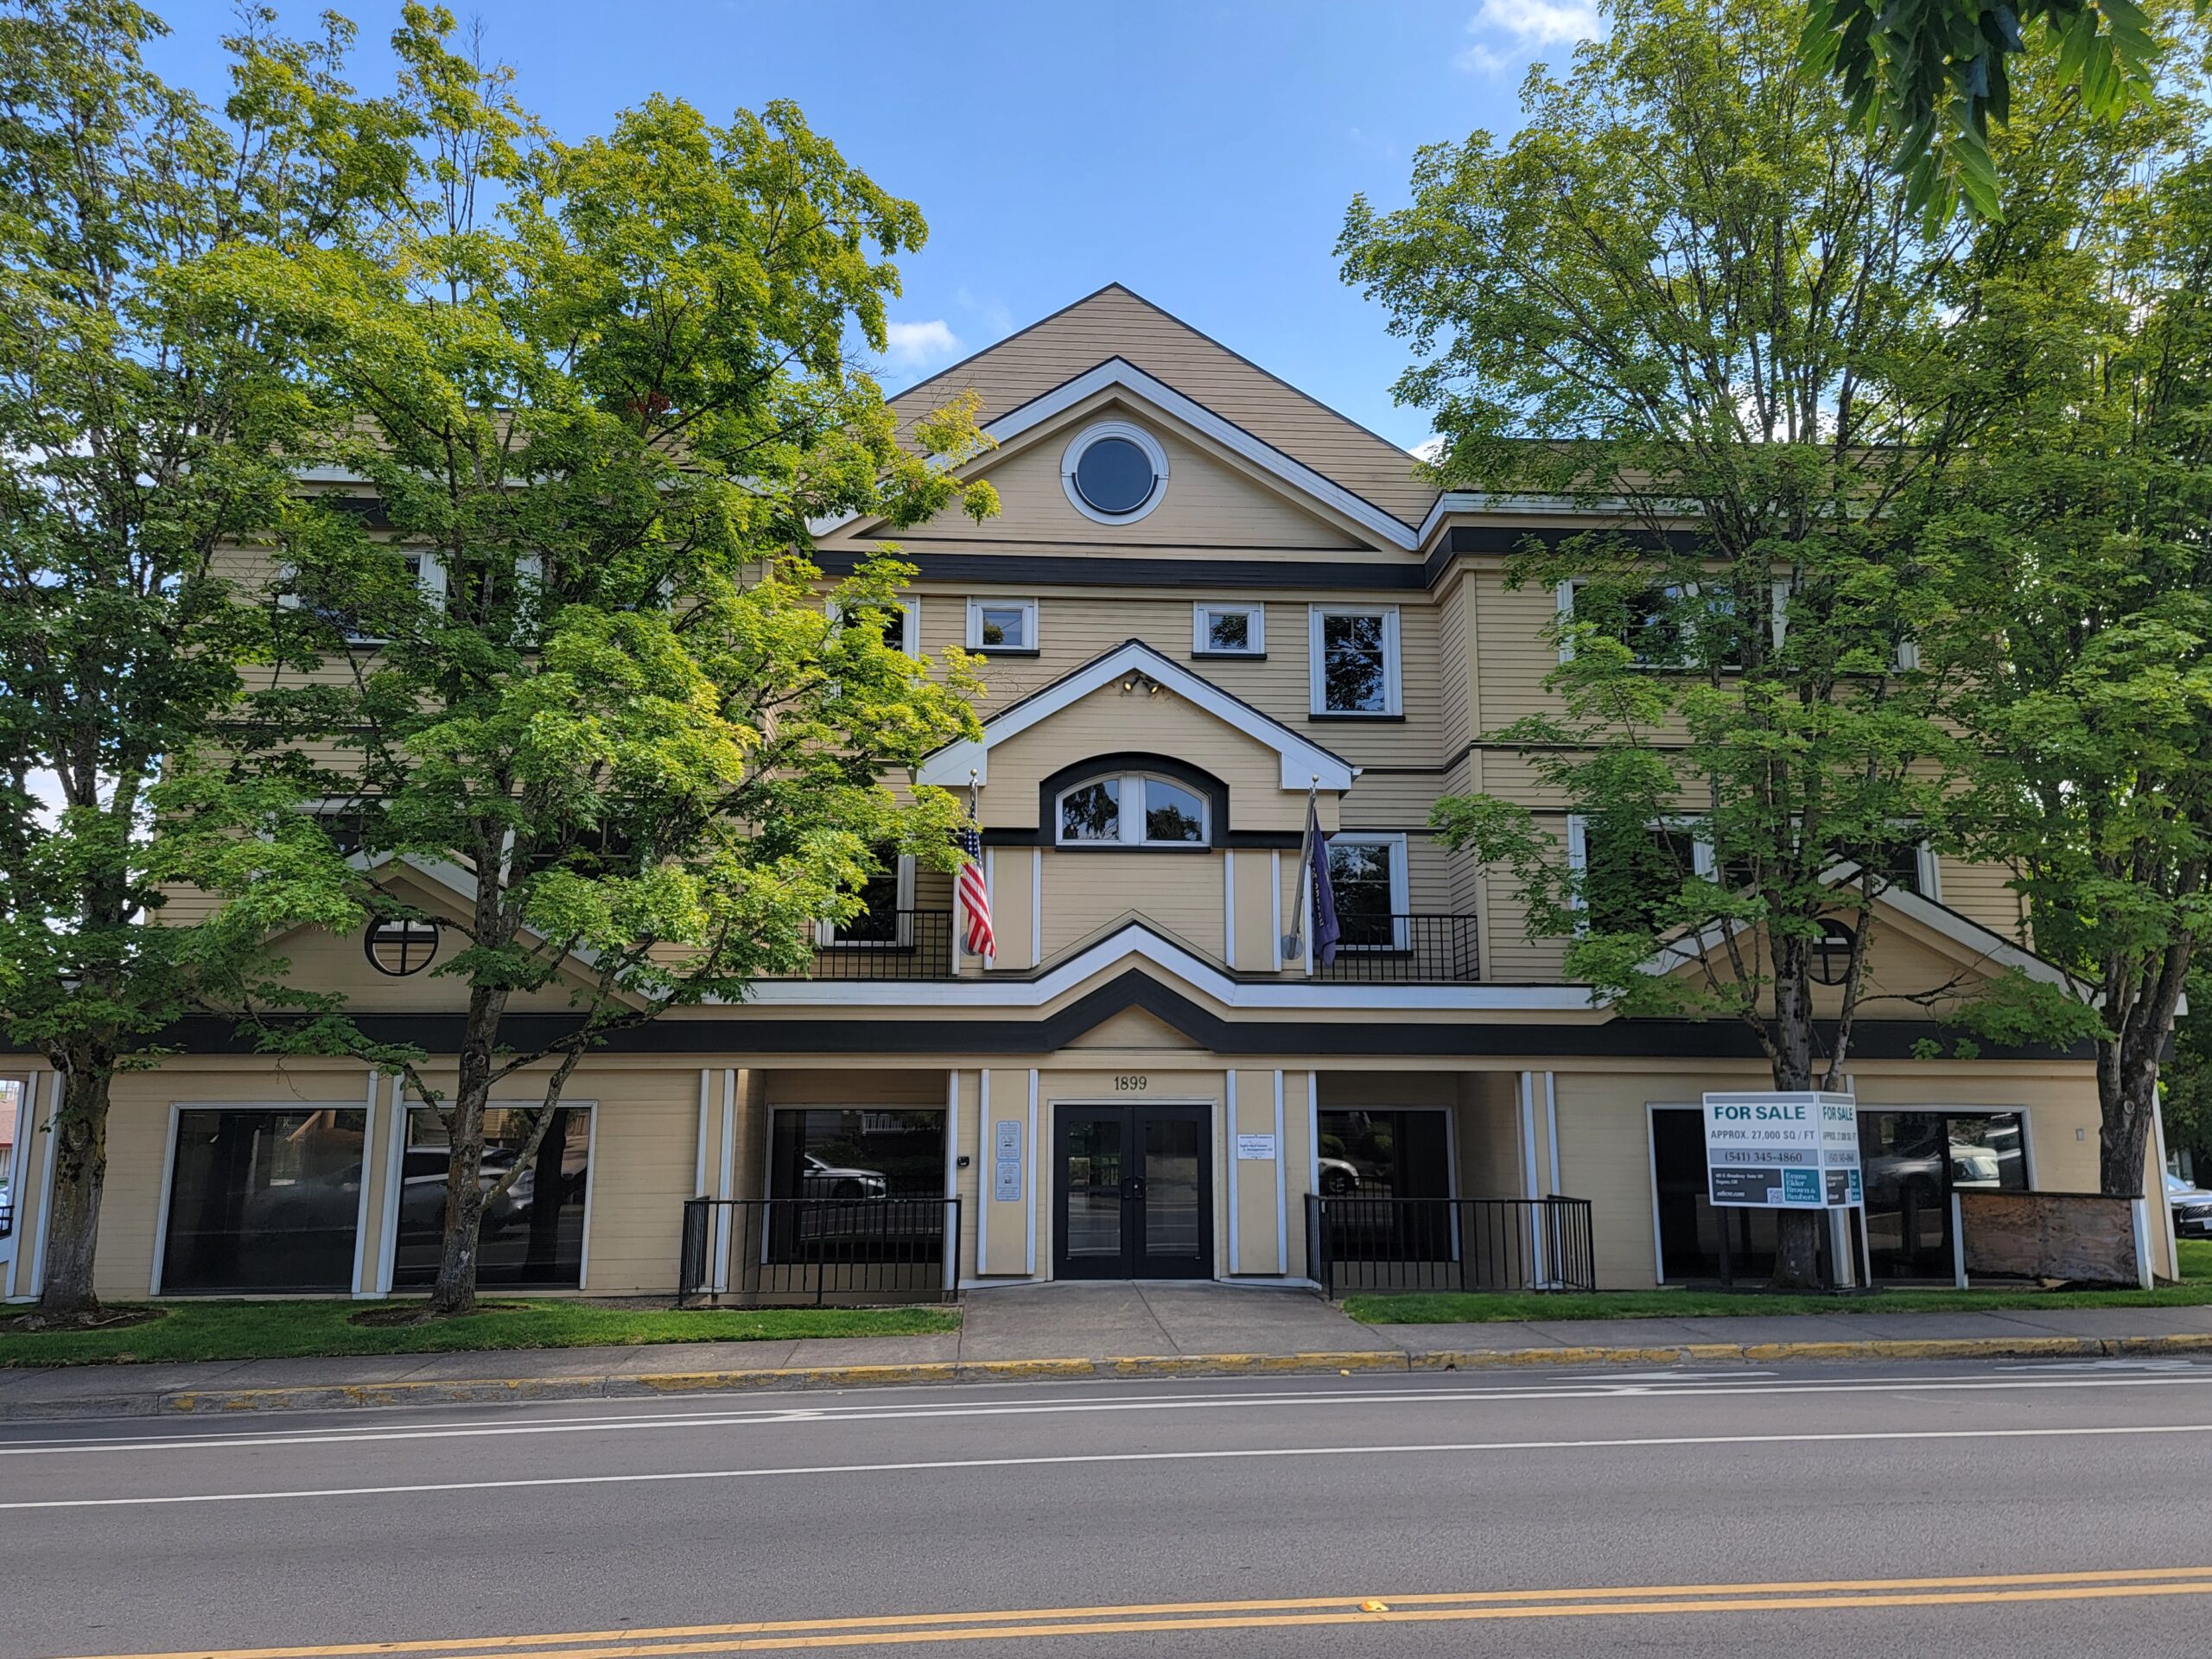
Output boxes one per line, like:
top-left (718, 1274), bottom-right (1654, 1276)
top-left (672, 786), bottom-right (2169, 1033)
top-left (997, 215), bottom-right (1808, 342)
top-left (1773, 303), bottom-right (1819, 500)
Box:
top-left (144, 0), bottom-right (1604, 452)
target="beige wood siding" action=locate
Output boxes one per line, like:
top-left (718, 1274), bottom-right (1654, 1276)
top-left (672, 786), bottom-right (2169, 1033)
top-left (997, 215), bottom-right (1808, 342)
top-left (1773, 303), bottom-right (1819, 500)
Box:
top-left (1039, 849), bottom-right (1225, 963)
top-left (887, 284), bottom-right (1437, 530)
top-left (928, 410), bottom-right (1364, 550)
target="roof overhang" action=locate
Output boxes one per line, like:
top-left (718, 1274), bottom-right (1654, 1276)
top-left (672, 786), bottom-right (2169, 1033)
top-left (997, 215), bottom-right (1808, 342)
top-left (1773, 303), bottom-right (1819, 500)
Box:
top-left (915, 639), bottom-right (1357, 792)
top-left (1643, 862), bottom-right (2093, 998)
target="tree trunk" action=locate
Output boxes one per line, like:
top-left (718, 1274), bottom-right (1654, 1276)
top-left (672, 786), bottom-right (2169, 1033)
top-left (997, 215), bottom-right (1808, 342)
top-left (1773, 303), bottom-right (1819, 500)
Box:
top-left (35, 1064), bottom-right (113, 1318)
top-left (1768, 955), bottom-right (1827, 1290)
top-left (2097, 1033), bottom-right (2159, 1199)
top-left (428, 986), bottom-right (505, 1317)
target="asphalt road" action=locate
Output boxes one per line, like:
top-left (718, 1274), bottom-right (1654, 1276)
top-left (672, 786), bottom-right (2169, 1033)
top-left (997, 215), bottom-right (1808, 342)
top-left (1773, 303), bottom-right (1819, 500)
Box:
top-left (8, 1357), bottom-right (2212, 1657)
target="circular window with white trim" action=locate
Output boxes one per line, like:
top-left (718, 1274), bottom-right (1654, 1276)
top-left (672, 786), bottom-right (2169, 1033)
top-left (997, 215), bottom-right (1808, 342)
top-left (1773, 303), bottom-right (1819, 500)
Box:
top-left (1062, 421), bottom-right (1168, 524)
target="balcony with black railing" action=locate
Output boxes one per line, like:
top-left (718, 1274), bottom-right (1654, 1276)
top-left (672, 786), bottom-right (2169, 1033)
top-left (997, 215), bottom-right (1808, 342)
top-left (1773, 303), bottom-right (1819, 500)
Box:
top-left (775, 909), bottom-right (957, 981)
top-left (1309, 912), bottom-right (1481, 983)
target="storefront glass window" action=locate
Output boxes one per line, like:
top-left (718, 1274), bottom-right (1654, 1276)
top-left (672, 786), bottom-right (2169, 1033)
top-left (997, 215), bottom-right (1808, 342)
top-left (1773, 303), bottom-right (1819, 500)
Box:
top-left (768, 1109), bottom-right (945, 1200)
top-left (1860, 1109), bottom-right (2027, 1280)
top-left (393, 1106), bottom-right (591, 1290)
top-left (161, 1108), bottom-right (366, 1293)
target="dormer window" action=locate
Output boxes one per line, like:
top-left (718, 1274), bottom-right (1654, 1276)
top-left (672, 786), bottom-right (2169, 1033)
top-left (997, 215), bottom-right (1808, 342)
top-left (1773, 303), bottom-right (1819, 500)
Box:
top-left (1055, 771), bottom-right (1209, 848)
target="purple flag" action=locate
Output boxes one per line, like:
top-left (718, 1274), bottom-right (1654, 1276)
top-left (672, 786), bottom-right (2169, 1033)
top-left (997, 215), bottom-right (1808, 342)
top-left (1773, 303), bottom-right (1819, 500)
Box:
top-left (1304, 795), bottom-right (1340, 967)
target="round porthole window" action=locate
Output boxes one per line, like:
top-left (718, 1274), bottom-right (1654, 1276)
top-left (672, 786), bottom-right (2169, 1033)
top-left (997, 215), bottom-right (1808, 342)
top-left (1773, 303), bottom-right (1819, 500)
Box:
top-left (365, 918), bottom-right (441, 977)
top-left (1809, 919), bottom-right (1857, 986)
top-left (1062, 422), bottom-right (1168, 524)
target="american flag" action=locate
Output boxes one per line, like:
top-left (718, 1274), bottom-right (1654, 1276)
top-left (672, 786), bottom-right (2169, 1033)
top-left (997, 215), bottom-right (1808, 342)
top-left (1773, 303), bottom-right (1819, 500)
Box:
top-left (956, 822), bottom-right (995, 959)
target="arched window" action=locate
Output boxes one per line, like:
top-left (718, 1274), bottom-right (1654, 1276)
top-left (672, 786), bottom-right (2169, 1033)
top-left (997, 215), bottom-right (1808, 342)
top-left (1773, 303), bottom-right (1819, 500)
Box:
top-left (1054, 771), bottom-right (1209, 848)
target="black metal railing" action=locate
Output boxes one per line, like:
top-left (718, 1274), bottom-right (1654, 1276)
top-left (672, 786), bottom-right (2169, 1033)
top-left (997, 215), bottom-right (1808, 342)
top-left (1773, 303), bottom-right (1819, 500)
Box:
top-left (1310, 913), bottom-right (1481, 982)
top-left (0, 1192), bottom-right (11, 1241)
top-left (678, 1196), bottom-right (961, 1306)
top-left (775, 911), bottom-right (957, 981)
top-left (1306, 1193), bottom-right (1595, 1295)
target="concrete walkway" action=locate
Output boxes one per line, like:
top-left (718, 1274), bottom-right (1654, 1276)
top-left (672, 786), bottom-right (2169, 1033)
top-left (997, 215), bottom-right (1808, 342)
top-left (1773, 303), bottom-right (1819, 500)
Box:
top-left (9, 1283), bottom-right (2212, 1420)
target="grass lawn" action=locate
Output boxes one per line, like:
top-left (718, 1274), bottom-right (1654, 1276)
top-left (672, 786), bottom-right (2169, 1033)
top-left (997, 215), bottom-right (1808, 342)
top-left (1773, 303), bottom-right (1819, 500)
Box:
top-left (0, 1299), bottom-right (960, 1369)
top-left (1344, 1235), bottom-right (2212, 1325)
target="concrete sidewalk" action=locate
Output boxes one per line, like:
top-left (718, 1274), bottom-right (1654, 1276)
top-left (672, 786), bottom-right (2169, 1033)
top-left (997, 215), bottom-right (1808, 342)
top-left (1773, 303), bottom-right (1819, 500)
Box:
top-left (9, 1281), bottom-right (2212, 1420)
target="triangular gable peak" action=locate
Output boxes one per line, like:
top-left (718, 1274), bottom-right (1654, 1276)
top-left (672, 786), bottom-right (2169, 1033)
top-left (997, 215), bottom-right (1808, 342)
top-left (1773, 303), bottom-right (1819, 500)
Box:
top-left (879, 283), bottom-right (1438, 532)
top-left (823, 358), bottom-right (1421, 551)
top-left (1645, 869), bottom-right (2085, 1004)
top-left (915, 639), bottom-right (1357, 794)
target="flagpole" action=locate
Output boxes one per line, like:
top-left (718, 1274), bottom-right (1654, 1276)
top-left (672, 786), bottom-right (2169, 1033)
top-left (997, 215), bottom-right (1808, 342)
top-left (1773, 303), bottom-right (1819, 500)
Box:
top-left (1299, 775), bottom-right (1318, 978)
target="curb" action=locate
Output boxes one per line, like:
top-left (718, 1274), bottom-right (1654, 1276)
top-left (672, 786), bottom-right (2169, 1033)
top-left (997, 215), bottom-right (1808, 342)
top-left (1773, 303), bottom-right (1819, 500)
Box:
top-left (7, 1330), bottom-right (2212, 1421)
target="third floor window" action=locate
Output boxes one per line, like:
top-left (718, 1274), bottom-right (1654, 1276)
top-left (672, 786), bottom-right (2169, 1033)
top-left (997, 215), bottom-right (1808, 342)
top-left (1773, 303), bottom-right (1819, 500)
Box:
top-left (1310, 605), bottom-right (1402, 716)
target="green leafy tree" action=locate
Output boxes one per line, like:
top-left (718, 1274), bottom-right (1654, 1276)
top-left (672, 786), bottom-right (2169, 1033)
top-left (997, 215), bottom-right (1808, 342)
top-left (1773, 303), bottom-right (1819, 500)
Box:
top-left (201, 10), bottom-right (997, 1315)
top-left (1339, 0), bottom-right (2050, 1286)
top-left (1928, 67), bottom-right (2212, 1198)
top-left (0, 1), bottom-right (404, 1318)
top-left (1799, 0), bottom-right (2187, 224)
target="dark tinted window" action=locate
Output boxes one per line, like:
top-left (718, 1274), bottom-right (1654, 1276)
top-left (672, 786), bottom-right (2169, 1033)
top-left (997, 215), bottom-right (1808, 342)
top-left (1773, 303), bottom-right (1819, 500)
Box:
top-left (1072, 436), bottom-right (1156, 515)
top-left (394, 1106), bottom-right (590, 1290)
top-left (1058, 779), bottom-right (1121, 842)
top-left (1142, 779), bottom-right (1206, 843)
top-left (162, 1109), bottom-right (366, 1293)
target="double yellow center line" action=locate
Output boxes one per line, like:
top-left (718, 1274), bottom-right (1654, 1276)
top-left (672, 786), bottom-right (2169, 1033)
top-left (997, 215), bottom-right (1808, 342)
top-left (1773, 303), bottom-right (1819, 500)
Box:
top-left (54, 1567), bottom-right (2212, 1656)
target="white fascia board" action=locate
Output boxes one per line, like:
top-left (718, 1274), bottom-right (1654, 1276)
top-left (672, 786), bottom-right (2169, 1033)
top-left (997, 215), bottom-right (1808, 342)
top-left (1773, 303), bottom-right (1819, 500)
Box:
top-left (820, 359), bottom-right (1421, 551)
top-left (733, 921), bottom-right (1595, 1012)
top-left (1415, 490), bottom-right (1703, 546)
top-left (916, 639), bottom-right (1356, 792)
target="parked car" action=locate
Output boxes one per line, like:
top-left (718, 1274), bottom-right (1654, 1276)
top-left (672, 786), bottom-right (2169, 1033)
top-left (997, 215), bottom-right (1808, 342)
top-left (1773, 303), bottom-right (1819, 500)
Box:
top-left (1319, 1157), bottom-right (1362, 1197)
top-left (2167, 1172), bottom-right (2212, 1240)
top-left (800, 1154), bottom-right (887, 1200)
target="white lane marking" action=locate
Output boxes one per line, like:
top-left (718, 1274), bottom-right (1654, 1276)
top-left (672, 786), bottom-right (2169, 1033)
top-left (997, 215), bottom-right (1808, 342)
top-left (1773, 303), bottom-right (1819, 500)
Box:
top-left (9, 1370), bottom-right (2212, 1459)
top-left (7, 1421), bottom-right (2211, 1510)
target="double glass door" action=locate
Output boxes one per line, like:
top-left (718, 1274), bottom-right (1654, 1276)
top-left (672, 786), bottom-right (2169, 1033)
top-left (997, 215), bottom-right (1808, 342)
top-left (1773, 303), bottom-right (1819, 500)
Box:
top-left (1054, 1105), bottom-right (1212, 1279)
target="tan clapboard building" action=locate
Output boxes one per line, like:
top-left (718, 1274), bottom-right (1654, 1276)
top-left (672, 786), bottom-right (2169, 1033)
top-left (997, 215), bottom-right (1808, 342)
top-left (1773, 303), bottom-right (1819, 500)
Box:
top-left (0, 285), bottom-right (2175, 1306)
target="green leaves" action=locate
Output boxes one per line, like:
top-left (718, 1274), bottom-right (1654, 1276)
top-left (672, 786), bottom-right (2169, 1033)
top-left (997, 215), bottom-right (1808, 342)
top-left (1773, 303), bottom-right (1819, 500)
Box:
top-left (1798, 0), bottom-right (2193, 226)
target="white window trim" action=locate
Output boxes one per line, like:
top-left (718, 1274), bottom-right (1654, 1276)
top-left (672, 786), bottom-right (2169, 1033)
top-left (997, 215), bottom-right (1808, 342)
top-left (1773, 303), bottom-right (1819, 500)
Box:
top-left (1308, 604), bottom-right (1402, 716)
top-left (1564, 814), bottom-right (1713, 932)
top-left (1327, 831), bottom-right (1408, 950)
top-left (1053, 772), bottom-right (1211, 849)
top-left (1193, 601), bottom-right (1265, 658)
top-left (1061, 419), bottom-right (1170, 525)
top-left (279, 550), bottom-right (446, 645)
top-left (817, 853), bottom-right (916, 947)
top-left (830, 595), bottom-right (921, 656)
top-left (1557, 577), bottom-right (1740, 671)
top-left (966, 596), bottom-right (1038, 653)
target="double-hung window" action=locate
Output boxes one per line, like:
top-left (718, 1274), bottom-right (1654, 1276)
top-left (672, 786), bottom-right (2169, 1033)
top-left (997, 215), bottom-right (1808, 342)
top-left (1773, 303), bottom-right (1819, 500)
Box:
top-left (1309, 606), bottom-right (1401, 715)
top-left (831, 596), bottom-right (921, 655)
top-left (1558, 579), bottom-right (1739, 671)
top-left (1567, 816), bottom-right (1710, 936)
top-left (1054, 772), bottom-right (1210, 848)
top-left (967, 597), bottom-right (1037, 654)
top-left (819, 848), bottom-right (915, 947)
top-left (1193, 602), bottom-right (1265, 658)
top-left (1326, 834), bottom-right (1408, 950)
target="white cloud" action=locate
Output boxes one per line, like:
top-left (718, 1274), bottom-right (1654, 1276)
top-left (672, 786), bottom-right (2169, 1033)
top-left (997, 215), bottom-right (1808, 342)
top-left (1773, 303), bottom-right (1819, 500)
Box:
top-left (1410, 436), bottom-right (1449, 463)
top-left (882, 318), bottom-right (961, 371)
top-left (1457, 0), bottom-right (1602, 73)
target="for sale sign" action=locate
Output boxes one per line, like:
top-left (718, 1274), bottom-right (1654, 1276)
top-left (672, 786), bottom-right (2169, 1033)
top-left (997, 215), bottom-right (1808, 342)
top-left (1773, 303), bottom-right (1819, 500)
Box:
top-left (1702, 1092), bottom-right (1859, 1209)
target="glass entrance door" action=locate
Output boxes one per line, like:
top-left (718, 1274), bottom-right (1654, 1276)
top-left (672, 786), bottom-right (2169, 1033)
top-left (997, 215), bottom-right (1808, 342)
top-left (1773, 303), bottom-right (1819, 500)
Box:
top-left (1053, 1105), bottom-right (1212, 1279)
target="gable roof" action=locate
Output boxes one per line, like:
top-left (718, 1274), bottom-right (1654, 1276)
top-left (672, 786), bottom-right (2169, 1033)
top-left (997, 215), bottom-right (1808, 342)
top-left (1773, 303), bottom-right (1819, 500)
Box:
top-left (825, 357), bottom-right (1421, 550)
top-left (888, 284), bottom-right (1438, 531)
top-left (914, 639), bottom-right (1357, 792)
top-left (1645, 865), bottom-right (2088, 997)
